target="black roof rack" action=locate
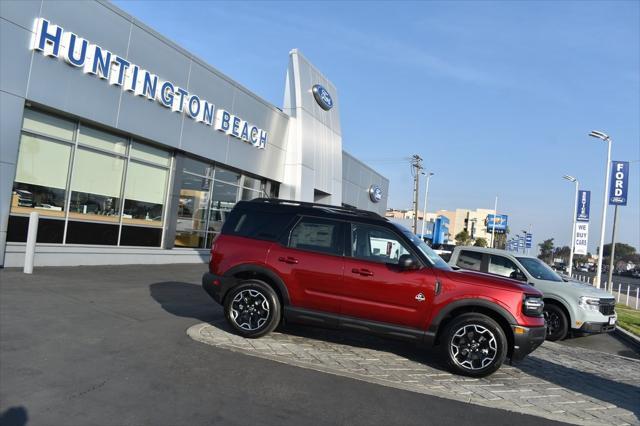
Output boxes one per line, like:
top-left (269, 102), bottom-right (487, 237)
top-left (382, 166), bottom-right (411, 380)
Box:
top-left (249, 198), bottom-right (384, 220)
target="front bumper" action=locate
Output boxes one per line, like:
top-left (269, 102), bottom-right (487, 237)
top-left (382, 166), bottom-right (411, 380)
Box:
top-left (201, 272), bottom-right (235, 305)
top-left (511, 325), bottom-right (546, 362)
top-left (579, 321), bottom-right (616, 333)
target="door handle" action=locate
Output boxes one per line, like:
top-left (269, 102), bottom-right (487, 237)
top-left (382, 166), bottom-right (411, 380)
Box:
top-left (278, 256), bottom-right (299, 264)
top-left (351, 268), bottom-right (374, 277)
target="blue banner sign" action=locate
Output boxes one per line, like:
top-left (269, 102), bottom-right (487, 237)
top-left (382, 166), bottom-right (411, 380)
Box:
top-left (609, 161), bottom-right (629, 206)
top-left (518, 236), bottom-right (525, 248)
top-left (486, 214), bottom-right (508, 232)
top-left (576, 190), bottom-right (590, 222)
top-left (525, 234), bottom-right (532, 248)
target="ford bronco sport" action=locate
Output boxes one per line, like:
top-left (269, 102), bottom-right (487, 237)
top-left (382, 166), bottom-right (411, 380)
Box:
top-left (202, 199), bottom-right (546, 377)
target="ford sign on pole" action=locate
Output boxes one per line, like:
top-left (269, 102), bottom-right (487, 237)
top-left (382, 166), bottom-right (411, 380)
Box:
top-left (609, 161), bottom-right (629, 206)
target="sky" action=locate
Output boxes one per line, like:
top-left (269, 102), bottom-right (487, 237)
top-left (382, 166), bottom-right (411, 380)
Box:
top-left (114, 0), bottom-right (640, 253)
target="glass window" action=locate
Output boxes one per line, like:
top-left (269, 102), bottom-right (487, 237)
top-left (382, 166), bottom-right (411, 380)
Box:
top-left (208, 181), bottom-right (238, 233)
top-left (66, 220), bottom-right (118, 245)
top-left (240, 187), bottom-right (262, 201)
top-left (289, 217), bottom-right (343, 256)
top-left (11, 134), bottom-right (71, 218)
top-left (22, 108), bottom-right (75, 141)
top-left (120, 226), bottom-right (162, 247)
top-left (516, 257), bottom-right (563, 282)
top-left (214, 166), bottom-right (240, 184)
top-left (68, 148), bottom-right (124, 222)
top-left (225, 209), bottom-right (295, 241)
top-left (77, 125), bottom-right (127, 154)
top-left (131, 141), bottom-right (170, 166)
top-left (122, 161), bottom-right (168, 226)
top-left (351, 223), bottom-right (411, 264)
top-left (183, 157), bottom-right (212, 178)
top-left (175, 172), bottom-right (211, 247)
top-left (242, 176), bottom-right (262, 191)
top-left (488, 255), bottom-right (523, 279)
top-left (6, 216), bottom-right (65, 244)
top-left (457, 250), bottom-right (483, 271)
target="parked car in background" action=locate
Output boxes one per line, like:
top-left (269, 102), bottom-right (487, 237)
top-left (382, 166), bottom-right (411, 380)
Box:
top-left (449, 246), bottom-right (616, 341)
top-left (202, 199), bottom-right (546, 377)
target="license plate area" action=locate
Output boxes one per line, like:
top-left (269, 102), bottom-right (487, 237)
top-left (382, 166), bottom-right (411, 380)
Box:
top-left (608, 317), bottom-right (616, 325)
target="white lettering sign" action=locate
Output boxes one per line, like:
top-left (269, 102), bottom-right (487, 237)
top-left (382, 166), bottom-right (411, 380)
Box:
top-left (574, 222), bottom-right (589, 255)
top-left (30, 18), bottom-right (267, 149)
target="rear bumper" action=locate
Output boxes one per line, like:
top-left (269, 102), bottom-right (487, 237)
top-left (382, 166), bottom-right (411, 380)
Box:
top-left (201, 272), bottom-right (235, 305)
top-left (579, 321), bottom-right (616, 334)
top-left (511, 325), bottom-right (546, 362)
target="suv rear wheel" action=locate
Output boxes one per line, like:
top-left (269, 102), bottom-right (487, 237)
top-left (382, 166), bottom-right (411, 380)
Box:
top-left (543, 304), bottom-right (568, 341)
top-left (224, 280), bottom-right (281, 338)
top-left (441, 313), bottom-right (507, 377)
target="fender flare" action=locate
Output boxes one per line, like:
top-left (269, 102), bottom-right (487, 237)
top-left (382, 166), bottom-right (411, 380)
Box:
top-left (425, 298), bottom-right (517, 346)
top-left (542, 295), bottom-right (574, 325)
top-left (223, 264), bottom-right (291, 305)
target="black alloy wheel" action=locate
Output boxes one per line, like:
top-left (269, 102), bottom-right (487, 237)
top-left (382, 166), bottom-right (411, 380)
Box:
top-left (543, 304), bottom-right (568, 341)
top-left (224, 279), bottom-right (281, 338)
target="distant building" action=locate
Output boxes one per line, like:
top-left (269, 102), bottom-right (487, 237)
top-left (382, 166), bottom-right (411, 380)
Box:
top-left (386, 207), bottom-right (500, 245)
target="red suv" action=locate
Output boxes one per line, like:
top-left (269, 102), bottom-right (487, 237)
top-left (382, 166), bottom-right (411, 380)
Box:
top-left (202, 199), bottom-right (545, 377)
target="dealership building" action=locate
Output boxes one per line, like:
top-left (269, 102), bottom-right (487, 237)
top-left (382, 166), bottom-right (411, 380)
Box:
top-left (0, 0), bottom-right (389, 267)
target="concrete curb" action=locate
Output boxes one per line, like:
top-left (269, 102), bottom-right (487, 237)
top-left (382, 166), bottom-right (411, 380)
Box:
top-left (615, 326), bottom-right (640, 351)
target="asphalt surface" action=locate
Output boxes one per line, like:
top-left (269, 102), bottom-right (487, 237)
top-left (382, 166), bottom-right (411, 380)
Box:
top-left (0, 264), bottom-right (569, 426)
top-left (572, 271), bottom-right (640, 293)
top-left (557, 331), bottom-right (640, 360)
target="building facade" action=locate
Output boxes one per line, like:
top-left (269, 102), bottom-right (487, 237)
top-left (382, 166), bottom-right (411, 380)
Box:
top-left (0, 1), bottom-right (389, 267)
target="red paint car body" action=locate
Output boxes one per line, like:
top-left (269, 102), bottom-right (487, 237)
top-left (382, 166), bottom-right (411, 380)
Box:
top-left (203, 199), bottom-right (546, 376)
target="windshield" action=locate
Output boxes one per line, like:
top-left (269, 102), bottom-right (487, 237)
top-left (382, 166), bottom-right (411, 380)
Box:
top-left (392, 223), bottom-right (451, 270)
top-left (516, 257), bottom-right (563, 282)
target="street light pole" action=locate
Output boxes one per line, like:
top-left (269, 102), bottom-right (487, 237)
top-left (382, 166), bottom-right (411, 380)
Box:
top-left (589, 130), bottom-right (612, 289)
top-left (490, 195), bottom-right (498, 248)
top-left (420, 172), bottom-right (434, 240)
top-left (563, 175), bottom-right (579, 277)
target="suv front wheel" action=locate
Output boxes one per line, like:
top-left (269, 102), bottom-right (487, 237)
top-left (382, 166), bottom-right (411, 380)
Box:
top-left (441, 313), bottom-right (507, 377)
top-left (224, 280), bottom-right (281, 338)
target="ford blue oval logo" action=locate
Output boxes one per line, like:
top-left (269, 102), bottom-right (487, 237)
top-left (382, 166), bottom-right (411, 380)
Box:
top-left (369, 185), bottom-right (382, 203)
top-left (312, 84), bottom-right (333, 111)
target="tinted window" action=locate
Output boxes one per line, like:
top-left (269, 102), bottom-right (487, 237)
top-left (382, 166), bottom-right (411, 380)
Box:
top-left (351, 223), bottom-right (411, 265)
top-left (488, 255), bottom-right (523, 279)
top-left (224, 209), bottom-right (295, 241)
top-left (289, 217), bottom-right (343, 256)
top-left (457, 250), bottom-right (483, 271)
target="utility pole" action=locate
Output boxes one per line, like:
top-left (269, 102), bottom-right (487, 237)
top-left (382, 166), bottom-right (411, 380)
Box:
top-left (410, 154), bottom-right (423, 234)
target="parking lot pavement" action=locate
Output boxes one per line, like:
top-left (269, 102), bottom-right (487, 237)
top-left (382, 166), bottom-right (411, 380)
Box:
top-left (557, 331), bottom-right (640, 360)
top-left (0, 264), bottom-right (566, 426)
top-left (190, 320), bottom-right (640, 426)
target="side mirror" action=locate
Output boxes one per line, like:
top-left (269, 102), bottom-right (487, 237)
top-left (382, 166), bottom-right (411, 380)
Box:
top-left (399, 254), bottom-right (419, 270)
top-left (509, 271), bottom-right (527, 282)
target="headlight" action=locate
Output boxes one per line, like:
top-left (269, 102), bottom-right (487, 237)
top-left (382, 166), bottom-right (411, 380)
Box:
top-left (578, 296), bottom-right (600, 311)
top-left (523, 295), bottom-right (544, 317)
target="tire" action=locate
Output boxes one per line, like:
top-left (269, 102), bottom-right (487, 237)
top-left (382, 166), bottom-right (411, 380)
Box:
top-left (224, 279), bottom-right (281, 338)
top-left (441, 313), bottom-right (508, 377)
top-left (544, 303), bottom-right (568, 341)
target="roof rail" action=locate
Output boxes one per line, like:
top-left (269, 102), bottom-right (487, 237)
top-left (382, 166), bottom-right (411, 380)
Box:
top-left (249, 198), bottom-right (383, 219)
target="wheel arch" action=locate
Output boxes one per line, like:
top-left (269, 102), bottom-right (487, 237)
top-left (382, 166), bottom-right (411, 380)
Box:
top-left (427, 299), bottom-right (516, 358)
top-left (223, 264), bottom-right (291, 307)
top-left (543, 297), bottom-right (573, 329)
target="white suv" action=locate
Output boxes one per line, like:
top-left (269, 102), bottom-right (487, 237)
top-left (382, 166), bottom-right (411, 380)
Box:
top-left (449, 246), bottom-right (616, 341)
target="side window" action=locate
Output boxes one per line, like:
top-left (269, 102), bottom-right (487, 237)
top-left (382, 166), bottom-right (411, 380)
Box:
top-left (488, 255), bottom-right (523, 279)
top-left (288, 217), bottom-right (344, 256)
top-left (226, 209), bottom-right (294, 241)
top-left (456, 250), bottom-right (483, 271)
top-left (351, 223), bottom-right (411, 264)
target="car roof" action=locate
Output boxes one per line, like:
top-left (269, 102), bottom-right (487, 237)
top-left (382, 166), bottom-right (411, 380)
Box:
top-left (236, 198), bottom-right (388, 224)
top-left (453, 245), bottom-right (537, 259)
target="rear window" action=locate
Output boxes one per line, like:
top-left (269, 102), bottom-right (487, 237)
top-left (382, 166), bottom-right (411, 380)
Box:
top-left (222, 209), bottom-right (295, 241)
top-left (456, 250), bottom-right (483, 271)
